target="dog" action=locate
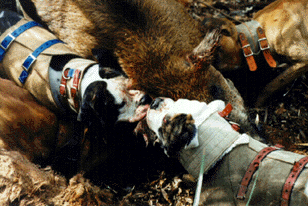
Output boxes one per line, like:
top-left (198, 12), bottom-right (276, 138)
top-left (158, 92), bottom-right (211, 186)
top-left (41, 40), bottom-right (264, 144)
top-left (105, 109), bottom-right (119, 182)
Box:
top-left (141, 97), bottom-right (308, 205)
top-left (202, 0), bottom-right (308, 106)
top-left (0, 9), bottom-right (155, 182)
top-left (16, 0), bottom-right (260, 138)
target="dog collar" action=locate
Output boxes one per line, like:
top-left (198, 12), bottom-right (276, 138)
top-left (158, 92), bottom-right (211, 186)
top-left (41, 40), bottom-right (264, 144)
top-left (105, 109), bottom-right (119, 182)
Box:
top-left (236, 20), bottom-right (277, 71)
top-left (58, 58), bottom-right (96, 113)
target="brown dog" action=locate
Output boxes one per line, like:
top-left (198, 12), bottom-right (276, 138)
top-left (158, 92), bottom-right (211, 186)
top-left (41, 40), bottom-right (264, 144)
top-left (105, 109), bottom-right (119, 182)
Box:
top-left (0, 77), bottom-right (58, 163)
top-left (203, 0), bottom-right (308, 106)
top-left (18, 0), bottom-right (259, 137)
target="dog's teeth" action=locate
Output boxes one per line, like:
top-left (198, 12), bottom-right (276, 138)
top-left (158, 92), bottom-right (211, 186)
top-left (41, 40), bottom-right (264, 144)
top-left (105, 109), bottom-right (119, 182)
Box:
top-left (153, 138), bottom-right (160, 146)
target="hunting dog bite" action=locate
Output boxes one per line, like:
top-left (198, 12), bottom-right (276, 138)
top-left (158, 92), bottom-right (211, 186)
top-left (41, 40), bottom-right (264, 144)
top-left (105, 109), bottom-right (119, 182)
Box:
top-left (18, 0), bottom-right (258, 137)
top-left (0, 10), bottom-right (151, 177)
top-left (142, 97), bottom-right (308, 205)
top-left (203, 0), bottom-right (308, 106)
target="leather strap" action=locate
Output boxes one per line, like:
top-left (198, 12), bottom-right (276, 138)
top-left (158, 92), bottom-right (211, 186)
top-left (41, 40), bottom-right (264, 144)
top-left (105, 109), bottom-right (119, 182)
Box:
top-left (238, 32), bottom-right (257, 72)
top-left (59, 68), bottom-right (81, 110)
top-left (218, 103), bottom-right (233, 118)
top-left (218, 103), bottom-right (240, 132)
top-left (71, 69), bottom-right (81, 110)
top-left (281, 156), bottom-right (308, 206)
top-left (0, 21), bottom-right (41, 61)
top-left (256, 27), bottom-right (277, 68)
top-left (237, 145), bottom-right (283, 199)
top-left (19, 39), bottom-right (63, 84)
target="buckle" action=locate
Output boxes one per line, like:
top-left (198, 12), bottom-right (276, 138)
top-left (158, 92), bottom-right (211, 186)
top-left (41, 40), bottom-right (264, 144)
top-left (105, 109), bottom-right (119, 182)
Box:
top-left (242, 44), bottom-right (254, 57)
top-left (258, 37), bottom-right (270, 50)
top-left (0, 33), bottom-right (16, 50)
top-left (22, 54), bottom-right (37, 71)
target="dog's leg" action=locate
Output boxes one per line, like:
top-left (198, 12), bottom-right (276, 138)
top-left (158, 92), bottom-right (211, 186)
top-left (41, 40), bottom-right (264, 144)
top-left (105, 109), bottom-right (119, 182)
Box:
top-left (256, 62), bottom-right (308, 107)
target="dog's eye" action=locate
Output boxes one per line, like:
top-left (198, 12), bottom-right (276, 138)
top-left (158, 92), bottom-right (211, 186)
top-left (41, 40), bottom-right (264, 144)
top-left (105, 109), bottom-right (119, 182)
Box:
top-left (221, 29), bottom-right (231, 37)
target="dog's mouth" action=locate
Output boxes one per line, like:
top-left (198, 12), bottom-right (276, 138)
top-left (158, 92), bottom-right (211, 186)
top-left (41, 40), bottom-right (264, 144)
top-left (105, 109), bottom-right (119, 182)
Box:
top-left (134, 117), bottom-right (160, 146)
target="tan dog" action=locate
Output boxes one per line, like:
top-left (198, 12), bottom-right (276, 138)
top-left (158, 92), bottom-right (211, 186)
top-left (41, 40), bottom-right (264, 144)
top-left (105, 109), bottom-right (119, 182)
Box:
top-left (203, 0), bottom-right (308, 106)
top-left (18, 0), bottom-right (260, 137)
top-left (0, 77), bottom-right (59, 163)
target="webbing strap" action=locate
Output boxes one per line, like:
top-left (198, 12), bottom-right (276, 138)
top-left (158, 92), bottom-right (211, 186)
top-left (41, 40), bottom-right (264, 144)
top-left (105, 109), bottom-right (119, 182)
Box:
top-left (0, 21), bottom-right (41, 61)
top-left (237, 145), bottom-right (283, 199)
top-left (19, 39), bottom-right (63, 84)
top-left (281, 156), bottom-right (308, 206)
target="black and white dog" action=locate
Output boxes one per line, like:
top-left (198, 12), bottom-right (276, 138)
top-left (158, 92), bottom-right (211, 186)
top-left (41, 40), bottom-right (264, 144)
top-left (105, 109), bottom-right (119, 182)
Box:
top-left (0, 10), bottom-right (152, 180)
top-left (140, 97), bottom-right (308, 205)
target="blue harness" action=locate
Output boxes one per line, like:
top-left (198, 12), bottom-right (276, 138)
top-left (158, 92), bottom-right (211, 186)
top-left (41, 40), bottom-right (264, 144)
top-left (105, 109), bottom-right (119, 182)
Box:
top-left (0, 21), bottom-right (63, 84)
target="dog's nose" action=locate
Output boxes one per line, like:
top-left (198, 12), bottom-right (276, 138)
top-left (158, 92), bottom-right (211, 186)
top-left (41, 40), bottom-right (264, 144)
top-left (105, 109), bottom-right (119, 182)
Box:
top-left (150, 98), bottom-right (163, 109)
top-left (139, 94), bottom-right (152, 105)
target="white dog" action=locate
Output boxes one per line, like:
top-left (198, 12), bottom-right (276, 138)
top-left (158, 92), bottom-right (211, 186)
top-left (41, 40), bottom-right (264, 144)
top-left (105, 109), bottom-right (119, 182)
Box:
top-left (141, 97), bottom-right (308, 205)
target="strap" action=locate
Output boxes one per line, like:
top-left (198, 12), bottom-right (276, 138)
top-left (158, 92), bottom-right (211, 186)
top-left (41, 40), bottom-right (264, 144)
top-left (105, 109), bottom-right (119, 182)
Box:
top-left (238, 32), bottom-right (257, 72)
top-left (218, 103), bottom-right (233, 118)
top-left (218, 103), bottom-right (240, 132)
top-left (71, 69), bottom-right (82, 110)
top-left (19, 39), bottom-right (63, 84)
top-left (0, 21), bottom-right (41, 61)
top-left (256, 27), bottom-right (277, 68)
top-left (59, 68), bottom-right (81, 110)
top-left (281, 156), bottom-right (308, 206)
top-left (237, 145), bottom-right (283, 199)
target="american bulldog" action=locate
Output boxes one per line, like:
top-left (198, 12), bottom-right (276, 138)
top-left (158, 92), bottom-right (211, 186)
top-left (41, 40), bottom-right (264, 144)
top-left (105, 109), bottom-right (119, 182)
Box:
top-left (0, 10), bottom-right (150, 128)
top-left (140, 97), bottom-right (308, 205)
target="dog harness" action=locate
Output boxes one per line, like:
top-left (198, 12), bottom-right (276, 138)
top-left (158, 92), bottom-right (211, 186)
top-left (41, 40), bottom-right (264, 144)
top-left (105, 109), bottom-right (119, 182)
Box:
top-left (236, 138), bottom-right (308, 205)
top-left (236, 20), bottom-right (277, 71)
top-left (179, 106), bottom-right (247, 179)
top-left (0, 15), bottom-right (96, 114)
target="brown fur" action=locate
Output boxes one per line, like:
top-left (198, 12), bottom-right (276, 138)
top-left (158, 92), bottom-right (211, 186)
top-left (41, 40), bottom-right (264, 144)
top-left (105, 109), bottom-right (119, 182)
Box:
top-left (20, 0), bottom-right (255, 134)
top-left (204, 0), bottom-right (308, 106)
top-left (0, 78), bottom-right (58, 162)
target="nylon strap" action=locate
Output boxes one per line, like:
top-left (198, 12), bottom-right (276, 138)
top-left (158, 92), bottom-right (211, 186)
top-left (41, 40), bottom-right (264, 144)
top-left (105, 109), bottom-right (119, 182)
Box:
top-left (238, 32), bottom-right (257, 72)
top-left (0, 21), bottom-right (41, 61)
top-left (281, 156), bottom-right (308, 206)
top-left (237, 145), bottom-right (283, 199)
top-left (59, 68), bottom-right (81, 110)
top-left (19, 39), bottom-right (63, 84)
top-left (256, 27), bottom-right (277, 68)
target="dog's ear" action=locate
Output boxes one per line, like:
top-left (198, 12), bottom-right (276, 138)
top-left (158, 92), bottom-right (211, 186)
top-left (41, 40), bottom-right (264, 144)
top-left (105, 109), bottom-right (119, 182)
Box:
top-left (78, 81), bottom-right (121, 130)
top-left (160, 114), bottom-right (196, 157)
top-left (92, 48), bottom-right (124, 75)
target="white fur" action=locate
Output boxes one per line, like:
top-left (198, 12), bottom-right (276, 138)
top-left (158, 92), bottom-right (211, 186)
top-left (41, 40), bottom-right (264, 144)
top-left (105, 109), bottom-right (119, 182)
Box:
top-left (81, 65), bottom-right (148, 122)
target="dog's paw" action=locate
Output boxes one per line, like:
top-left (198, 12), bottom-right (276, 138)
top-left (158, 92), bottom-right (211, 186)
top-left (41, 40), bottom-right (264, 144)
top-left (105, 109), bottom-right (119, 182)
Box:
top-left (159, 114), bottom-right (196, 157)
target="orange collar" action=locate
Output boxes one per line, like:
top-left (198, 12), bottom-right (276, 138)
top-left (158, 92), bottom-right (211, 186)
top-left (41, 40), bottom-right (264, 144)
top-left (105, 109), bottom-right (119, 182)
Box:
top-left (236, 21), bottom-right (277, 71)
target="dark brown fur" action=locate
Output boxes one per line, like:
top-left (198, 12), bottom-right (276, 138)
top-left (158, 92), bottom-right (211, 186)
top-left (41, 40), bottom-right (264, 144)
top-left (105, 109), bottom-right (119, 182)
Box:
top-left (20, 0), bottom-right (256, 134)
top-left (160, 114), bottom-right (196, 157)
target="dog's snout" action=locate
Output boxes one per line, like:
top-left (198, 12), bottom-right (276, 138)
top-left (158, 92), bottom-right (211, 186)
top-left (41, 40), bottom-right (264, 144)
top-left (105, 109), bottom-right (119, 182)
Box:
top-left (150, 98), bottom-right (163, 109)
top-left (139, 94), bottom-right (152, 105)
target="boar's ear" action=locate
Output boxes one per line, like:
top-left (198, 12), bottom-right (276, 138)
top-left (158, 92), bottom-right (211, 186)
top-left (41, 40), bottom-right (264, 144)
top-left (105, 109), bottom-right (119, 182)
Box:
top-left (162, 114), bottom-right (196, 157)
top-left (187, 29), bottom-right (221, 71)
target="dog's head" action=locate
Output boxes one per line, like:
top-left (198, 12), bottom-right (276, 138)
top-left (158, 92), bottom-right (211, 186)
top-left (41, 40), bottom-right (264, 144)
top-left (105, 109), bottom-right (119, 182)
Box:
top-left (78, 64), bottom-right (151, 134)
top-left (144, 98), bottom-right (197, 157)
top-left (202, 18), bottom-right (243, 71)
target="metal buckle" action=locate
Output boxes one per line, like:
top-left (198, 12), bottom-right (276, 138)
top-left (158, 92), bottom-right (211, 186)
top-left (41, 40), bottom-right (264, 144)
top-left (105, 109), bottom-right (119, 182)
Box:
top-left (242, 44), bottom-right (254, 57)
top-left (22, 54), bottom-right (37, 71)
top-left (0, 33), bottom-right (16, 50)
top-left (258, 37), bottom-right (270, 50)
